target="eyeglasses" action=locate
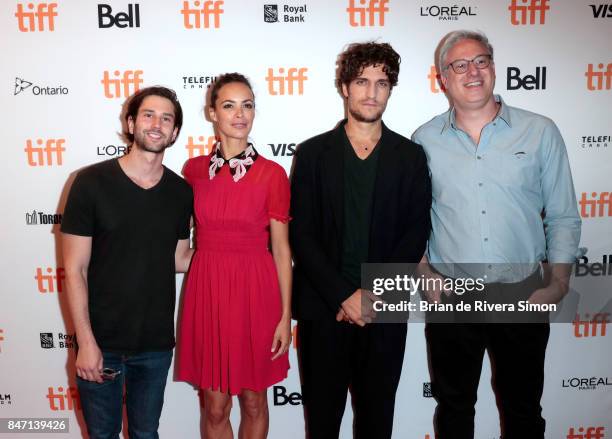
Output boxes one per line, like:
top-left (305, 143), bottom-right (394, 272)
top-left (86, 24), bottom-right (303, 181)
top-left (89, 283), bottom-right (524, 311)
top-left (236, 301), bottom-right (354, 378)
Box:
top-left (445, 54), bottom-right (492, 74)
top-left (101, 368), bottom-right (122, 380)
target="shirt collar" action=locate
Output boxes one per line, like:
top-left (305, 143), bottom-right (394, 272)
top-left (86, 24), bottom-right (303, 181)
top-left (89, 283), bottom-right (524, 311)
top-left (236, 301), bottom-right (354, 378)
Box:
top-left (441, 94), bottom-right (512, 134)
top-left (208, 142), bottom-right (259, 182)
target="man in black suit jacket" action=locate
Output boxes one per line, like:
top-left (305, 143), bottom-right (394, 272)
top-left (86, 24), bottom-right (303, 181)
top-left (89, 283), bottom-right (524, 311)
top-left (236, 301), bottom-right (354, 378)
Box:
top-left (290, 42), bottom-right (432, 439)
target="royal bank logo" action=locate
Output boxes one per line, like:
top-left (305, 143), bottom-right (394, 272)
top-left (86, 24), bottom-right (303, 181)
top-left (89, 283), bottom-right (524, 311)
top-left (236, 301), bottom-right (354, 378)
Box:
top-left (14, 77), bottom-right (69, 96)
top-left (419, 4), bottom-right (477, 20)
top-left (263, 4), bottom-right (308, 23)
top-left (423, 382), bottom-right (433, 397)
top-left (40, 332), bottom-right (75, 349)
top-left (580, 135), bottom-right (610, 150)
top-left (25, 210), bottom-right (63, 225)
top-left (0, 393), bottom-right (11, 406)
top-left (562, 376), bottom-right (611, 391)
top-left (182, 75), bottom-right (217, 90)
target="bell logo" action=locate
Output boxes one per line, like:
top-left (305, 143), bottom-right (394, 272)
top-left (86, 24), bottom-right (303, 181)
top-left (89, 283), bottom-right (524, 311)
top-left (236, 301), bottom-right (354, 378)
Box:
top-left (346, 0), bottom-right (389, 26)
top-left (579, 192), bottom-right (612, 218)
top-left (428, 66), bottom-right (443, 93)
top-left (507, 67), bottom-right (547, 90)
top-left (573, 313), bottom-right (609, 338)
top-left (567, 426), bottom-right (606, 439)
top-left (15, 2), bottom-right (57, 32)
top-left (101, 70), bottom-right (143, 99)
top-left (273, 386), bottom-right (302, 406)
top-left (266, 68), bottom-right (308, 95)
top-left (35, 267), bottom-right (65, 293)
top-left (47, 386), bottom-right (80, 411)
top-left (98, 3), bottom-right (141, 28)
top-left (585, 63), bottom-right (612, 91)
top-left (186, 135), bottom-right (216, 158)
top-left (24, 139), bottom-right (65, 167)
top-left (508, 0), bottom-right (549, 25)
top-left (181, 1), bottom-right (224, 29)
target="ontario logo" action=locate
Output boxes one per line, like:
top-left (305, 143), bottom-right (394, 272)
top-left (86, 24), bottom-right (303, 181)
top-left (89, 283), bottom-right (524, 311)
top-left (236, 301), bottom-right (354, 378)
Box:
top-left (14, 77), bottom-right (68, 96)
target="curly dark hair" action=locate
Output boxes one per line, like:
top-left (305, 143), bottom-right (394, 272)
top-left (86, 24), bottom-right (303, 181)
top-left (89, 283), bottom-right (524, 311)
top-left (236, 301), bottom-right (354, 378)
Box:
top-left (124, 86), bottom-right (183, 145)
top-left (209, 72), bottom-right (254, 108)
top-left (337, 42), bottom-right (401, 89)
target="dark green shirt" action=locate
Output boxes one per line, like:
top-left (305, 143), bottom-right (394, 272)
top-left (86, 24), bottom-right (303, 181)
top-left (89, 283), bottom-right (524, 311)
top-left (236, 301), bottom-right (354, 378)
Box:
top-left (341, 128), bottom-right (381, 287)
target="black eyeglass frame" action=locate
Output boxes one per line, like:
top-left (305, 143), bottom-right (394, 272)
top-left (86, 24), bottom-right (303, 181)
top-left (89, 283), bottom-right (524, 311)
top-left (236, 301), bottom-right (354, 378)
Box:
top-left (444, 54), bottom-right (493, 74)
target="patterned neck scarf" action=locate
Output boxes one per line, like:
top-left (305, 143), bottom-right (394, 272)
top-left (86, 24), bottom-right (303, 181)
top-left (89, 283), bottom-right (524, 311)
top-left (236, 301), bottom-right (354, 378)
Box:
top-left (209, 143), bottom-right (259, 182)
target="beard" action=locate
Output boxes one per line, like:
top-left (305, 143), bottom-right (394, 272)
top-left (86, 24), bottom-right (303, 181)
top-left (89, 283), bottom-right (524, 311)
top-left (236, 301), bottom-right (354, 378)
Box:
top-left (132, 130), bottom-right (173, 154)
top-left (348, 101), bottom-right (386, 123)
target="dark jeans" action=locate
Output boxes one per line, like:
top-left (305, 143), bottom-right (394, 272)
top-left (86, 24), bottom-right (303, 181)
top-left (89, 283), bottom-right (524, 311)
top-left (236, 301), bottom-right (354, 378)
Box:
top-left (425, 322), bottom-right (550, 439)
top-left (298, 318), bottom-right (407, 439)
top-left (76, 350), bottom-right (172, 439)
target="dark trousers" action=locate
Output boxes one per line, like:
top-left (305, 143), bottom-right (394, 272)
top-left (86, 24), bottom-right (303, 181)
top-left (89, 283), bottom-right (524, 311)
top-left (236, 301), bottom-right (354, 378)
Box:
top-left (298, 319), bottom-right (407, 439)
top-left (425, 322), bottom-right (550, 439)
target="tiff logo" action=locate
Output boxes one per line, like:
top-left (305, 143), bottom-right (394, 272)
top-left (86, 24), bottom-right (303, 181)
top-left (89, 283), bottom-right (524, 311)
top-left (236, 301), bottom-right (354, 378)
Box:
top-left (181, 1), bottom-right (224, 29)
top-left (15, 2), bottom-right (57, 32)
top-left (590, 4), bottom-right (612, 18)
top-left (47, 386), bottom-right (80, 411)
top-left (24, 139), bottom-right (65, 166)
top-left (579, 192), bottom-right (612, 218)
top-left (347, 0), bottom-right (389, 26)
top-left (35, 267), bottom-right (65, 293)
top-left (585, 63), bottom-right (612, 91)
top-left (567, 427), bottom-right (606, 439)
top-left (266, 68), bottom-right (308, 95)
top-left (101, 70), bottom-right (143, 98)
top-left (428, 65), bottom-right (443, 93)
top-left (573, 313), bottom-right (609, 337)
top-left (186, 135), bottom-right (216, 158)
top-left (508, 0), bottom-right (549, 25)
top-left (98, 3), bottom-right (140, 28)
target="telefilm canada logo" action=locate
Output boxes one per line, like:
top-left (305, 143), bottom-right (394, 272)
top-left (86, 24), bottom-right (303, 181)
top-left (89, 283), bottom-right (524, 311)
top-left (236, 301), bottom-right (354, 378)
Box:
top-left (263, 4), bottom-right (308, 23)
top-left (580, 135), bottom-right (609, 150)
top-left (40, 332), bottom-right (75, 349)
top-left (419, 4), bottom-right (477, 21)
top-left (25, 210), bottom-right (62, 225)
top-left (14, 77), bottom-right (68, 96)
top-left (0, 393), bottom-right (12, 406)
top-left (182, 74), bottom-right (217, 90)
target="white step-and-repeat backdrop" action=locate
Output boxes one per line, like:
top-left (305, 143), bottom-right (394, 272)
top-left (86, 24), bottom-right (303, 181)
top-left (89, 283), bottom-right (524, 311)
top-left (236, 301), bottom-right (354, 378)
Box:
top-left (1, 1), bottom-right (611, 438)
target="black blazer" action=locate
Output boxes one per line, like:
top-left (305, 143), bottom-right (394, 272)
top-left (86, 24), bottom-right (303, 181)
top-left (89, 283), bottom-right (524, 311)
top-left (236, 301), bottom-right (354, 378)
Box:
top-left (290, 120), bottom-right (432, 320)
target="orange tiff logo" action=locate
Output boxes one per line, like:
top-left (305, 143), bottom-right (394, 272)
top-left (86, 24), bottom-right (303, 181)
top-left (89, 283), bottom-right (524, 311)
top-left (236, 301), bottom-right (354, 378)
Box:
top-left (186, 135), bottom-right (216, 158)
top-left (15, 2), bottom-right (57, 32)
top-left (508, 0), bottom-right (549, 25)
top-left (347, 0), bottom-right (389, 26)
top-left (47, 386), bottom-right (80, 411)
top-left (35, 267), bottom-right (65, 293)
top-left (567, 426), bottom-right (606, 439)
top-left (579, 192), bottom-right (612, 218)
top-left (266, 68), bottom-right (308, 95)
top-left (25, 139), bottom-right (65, 166)
top-left (428, 65), bottom-right (444, 93)
top-left (101, 70), bottom-right (143, 99)
top-left (573, 313), bottom-right (609, 338)
top-left (585, 63), bottom-right (612, 91)
top-left (181, 1), bottom-right (224, 28)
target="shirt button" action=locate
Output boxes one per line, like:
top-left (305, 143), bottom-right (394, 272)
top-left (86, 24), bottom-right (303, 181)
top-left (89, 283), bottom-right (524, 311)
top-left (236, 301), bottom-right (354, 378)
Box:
top-left (481, 210), bottom-right (486, 214)
top-left (488, 264), bottom-right (492, 269)
top-left (477, 156), bottom-right (482, 160)
top-left (484, 237), bottom-right (488, 242)
top-left (478, 182), bottom-right (483, 187)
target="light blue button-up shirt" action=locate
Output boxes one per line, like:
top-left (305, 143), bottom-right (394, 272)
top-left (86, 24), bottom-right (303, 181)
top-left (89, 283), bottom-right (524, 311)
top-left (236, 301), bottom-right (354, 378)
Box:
top-left (413, 95), bottom-right (581, 282)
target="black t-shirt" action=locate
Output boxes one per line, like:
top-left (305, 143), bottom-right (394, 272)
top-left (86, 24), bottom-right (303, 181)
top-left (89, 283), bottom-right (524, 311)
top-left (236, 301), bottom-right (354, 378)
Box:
top-left (341, 130), bottom-right (381, 288)
top-left (61, 158), bottom-right (193, 353)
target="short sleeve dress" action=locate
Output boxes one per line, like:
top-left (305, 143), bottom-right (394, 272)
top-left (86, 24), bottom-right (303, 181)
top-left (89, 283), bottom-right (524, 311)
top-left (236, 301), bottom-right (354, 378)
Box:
top-left (177, 145), bottom-right (290, 395)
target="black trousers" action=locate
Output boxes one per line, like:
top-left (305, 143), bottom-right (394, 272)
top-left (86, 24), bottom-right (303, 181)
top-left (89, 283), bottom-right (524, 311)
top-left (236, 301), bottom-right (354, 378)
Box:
top-left (425, 321), bottom-right (550, 439)
top-left (297, 319), bottom-right (407, 439)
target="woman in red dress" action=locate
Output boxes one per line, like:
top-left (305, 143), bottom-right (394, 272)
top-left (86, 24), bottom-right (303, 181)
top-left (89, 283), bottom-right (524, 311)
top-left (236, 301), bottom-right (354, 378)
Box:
top-left (177, 73), bottom-right (292, 438)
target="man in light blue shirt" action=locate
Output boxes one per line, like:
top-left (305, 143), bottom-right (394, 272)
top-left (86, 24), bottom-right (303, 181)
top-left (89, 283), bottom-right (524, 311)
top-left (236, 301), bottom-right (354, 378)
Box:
top-left (413, 30), bottom-right (581, 438)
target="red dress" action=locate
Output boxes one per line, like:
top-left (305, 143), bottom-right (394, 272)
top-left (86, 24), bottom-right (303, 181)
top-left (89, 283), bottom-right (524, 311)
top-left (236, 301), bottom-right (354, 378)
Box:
top-left (177, 151), bottom-right (290, 395)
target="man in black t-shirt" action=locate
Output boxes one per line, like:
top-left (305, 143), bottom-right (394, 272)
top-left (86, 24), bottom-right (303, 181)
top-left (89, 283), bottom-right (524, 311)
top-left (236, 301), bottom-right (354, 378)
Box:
top-left (290, 43), bottom-right (432, 438)
top-left (61, 86), bottom-right (193, 439)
